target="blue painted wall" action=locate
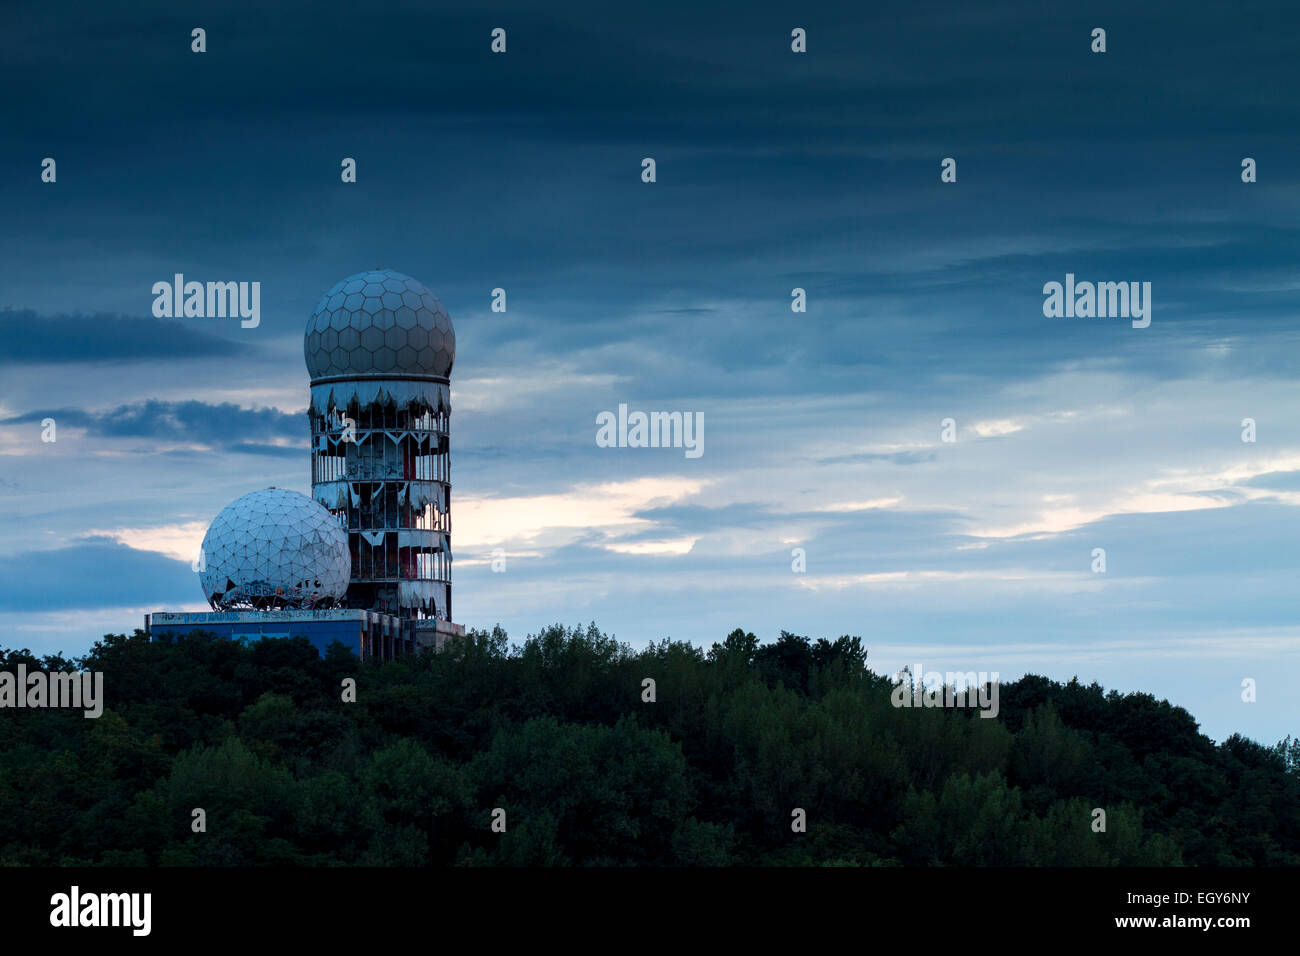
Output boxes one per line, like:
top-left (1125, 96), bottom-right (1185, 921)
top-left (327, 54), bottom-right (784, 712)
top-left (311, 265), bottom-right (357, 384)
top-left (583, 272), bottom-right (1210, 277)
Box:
top-left (150, 620), bottom-right (362, 658)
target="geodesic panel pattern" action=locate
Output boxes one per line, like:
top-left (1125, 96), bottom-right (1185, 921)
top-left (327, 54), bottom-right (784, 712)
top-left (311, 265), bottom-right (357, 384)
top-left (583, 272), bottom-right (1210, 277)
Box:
top-left (304, 269), bottom-right (455, 381)
top-left (199, 488), bottom-right (351, 609)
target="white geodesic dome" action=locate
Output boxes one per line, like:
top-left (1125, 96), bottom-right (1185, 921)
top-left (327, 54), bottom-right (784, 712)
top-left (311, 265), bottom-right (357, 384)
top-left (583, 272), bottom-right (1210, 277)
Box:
top-left (198, 488), bottom-right (350, 610)
top-left (304, 269), bottom-right (454, 382)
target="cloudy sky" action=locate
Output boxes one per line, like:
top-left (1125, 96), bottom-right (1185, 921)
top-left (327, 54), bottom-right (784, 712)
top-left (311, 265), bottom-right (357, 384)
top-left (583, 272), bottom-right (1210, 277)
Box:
top-left (2, 0), bottom-right (1298, 743)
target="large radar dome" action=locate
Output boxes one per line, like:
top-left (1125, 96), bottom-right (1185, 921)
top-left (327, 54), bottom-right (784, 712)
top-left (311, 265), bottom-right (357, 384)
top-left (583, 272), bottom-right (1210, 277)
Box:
top-left (304, 269), bottom-right (454, 382)
top-left (198, 488), bottom-right (350, 610)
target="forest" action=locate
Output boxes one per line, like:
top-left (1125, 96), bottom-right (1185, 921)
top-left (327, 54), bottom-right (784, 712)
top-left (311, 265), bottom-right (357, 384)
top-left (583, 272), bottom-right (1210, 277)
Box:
top-left (0, 624), bottom-right (1295, 866)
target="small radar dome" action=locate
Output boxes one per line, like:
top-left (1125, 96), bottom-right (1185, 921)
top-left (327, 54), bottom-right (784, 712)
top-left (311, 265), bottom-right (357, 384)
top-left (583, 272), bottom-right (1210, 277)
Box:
top-left (198, 488), bottom-right (350, 610)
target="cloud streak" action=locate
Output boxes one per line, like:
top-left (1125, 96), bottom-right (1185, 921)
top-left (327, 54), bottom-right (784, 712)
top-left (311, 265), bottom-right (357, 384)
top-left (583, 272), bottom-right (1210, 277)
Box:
top-left (0, 310), bottom-right (249, 364)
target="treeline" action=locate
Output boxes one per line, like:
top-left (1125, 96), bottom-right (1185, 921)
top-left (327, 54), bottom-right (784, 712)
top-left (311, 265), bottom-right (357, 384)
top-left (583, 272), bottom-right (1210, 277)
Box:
top-left (0, 625), bottom-right (1295, 866)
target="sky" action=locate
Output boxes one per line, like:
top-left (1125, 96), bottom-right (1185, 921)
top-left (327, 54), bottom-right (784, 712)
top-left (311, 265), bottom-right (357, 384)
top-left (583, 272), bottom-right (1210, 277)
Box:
top-left (1, 0), bottom-right (1298, 744)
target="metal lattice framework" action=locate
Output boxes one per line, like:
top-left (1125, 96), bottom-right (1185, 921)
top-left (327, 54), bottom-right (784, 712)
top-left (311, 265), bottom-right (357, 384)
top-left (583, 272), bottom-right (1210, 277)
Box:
top-left (199, 488), bottom-right (350, 610)
top-left (305, 269), bottom-right (455, 622)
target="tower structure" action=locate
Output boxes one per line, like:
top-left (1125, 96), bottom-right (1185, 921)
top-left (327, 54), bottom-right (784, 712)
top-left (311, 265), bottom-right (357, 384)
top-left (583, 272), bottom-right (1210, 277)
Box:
top-left (304, 269), bottom-right (456, 628)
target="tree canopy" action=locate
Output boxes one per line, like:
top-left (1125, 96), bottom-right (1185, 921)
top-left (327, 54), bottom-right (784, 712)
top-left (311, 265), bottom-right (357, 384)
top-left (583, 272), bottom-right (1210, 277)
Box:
top-left (0, 627), bottom-right (1294, 866)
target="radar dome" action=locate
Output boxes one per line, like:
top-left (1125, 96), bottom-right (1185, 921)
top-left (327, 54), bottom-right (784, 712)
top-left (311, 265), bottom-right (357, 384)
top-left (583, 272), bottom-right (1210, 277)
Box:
top-left (198, 488), bottom-right (350, 610)
top-left (304, 269), bottom-right (454, 381)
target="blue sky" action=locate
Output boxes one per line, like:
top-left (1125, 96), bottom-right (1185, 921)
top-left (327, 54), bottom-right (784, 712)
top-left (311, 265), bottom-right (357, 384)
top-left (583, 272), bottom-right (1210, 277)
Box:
top-left (1, 0), bottom-right (1298, 744)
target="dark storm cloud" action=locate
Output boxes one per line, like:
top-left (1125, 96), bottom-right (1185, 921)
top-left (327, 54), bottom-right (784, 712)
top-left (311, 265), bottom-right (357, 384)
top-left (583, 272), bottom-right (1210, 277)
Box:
top-left (2, 0), bottom-right (1297, 403)
top-left (0, 310), bottom-right (249, 364)
top-left (0, 538), bottom-right (195, 611)
top-left (0, 399), bottom-right (302, 445)
top-left (5, 0), bottom-right (1298, 141)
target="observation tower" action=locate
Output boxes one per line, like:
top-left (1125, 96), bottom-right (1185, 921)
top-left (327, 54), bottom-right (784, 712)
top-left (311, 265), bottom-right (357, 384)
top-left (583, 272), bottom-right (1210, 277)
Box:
top-left (303, 269), bottom-right (458, 640)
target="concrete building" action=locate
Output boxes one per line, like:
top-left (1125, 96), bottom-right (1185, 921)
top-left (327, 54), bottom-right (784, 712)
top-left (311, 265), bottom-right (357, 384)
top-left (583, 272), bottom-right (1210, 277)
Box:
top-left (147, 609), bottom-right (412, 659)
